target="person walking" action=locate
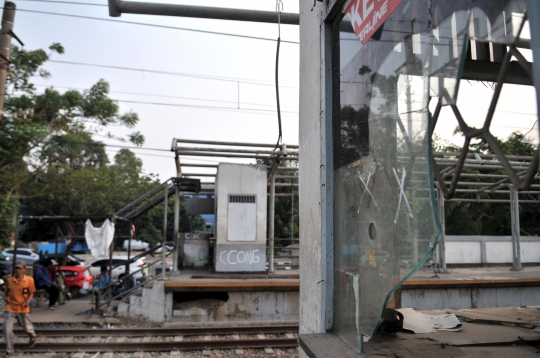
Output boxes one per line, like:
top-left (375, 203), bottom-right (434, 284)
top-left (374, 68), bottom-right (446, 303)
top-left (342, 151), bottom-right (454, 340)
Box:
top-left (34, 259), bottom-right (60, 310)
top-left (3, 260), bottom-right (37, 358)
top-left (95, 265), bottom-right (110, 292)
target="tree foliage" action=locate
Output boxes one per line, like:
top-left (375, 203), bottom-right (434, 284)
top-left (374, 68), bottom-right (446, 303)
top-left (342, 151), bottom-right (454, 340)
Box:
top-left (0, 44), bottom-right (205, 247)
top-left (437, 130), bottom-right (540, 237)
top-left (257, 159), bottom-right (299, 247)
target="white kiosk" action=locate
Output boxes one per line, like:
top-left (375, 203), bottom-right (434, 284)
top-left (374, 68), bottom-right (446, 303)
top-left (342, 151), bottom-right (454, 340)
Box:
top-left (214, 163), bottom-right (267, 272)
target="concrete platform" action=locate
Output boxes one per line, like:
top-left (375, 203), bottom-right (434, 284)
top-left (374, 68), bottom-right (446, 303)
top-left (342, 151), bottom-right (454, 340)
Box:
top-left (12, 265), bottom-right (540, 327)
top-left (25, 265), bottom-right (538, 325)
top-left (164, 269), bottom-right (300, 292)
top-left (403, 265), bottom-right (540, 309)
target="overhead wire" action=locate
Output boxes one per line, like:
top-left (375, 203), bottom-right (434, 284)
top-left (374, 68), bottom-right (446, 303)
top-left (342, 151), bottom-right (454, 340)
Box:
top-left (271, 0), bottom-right (284, 158)
top-left (6, 7), bottom-right (300, 44)
top-left (27, 86), bottom-right (299, 115)
top-left (16, 0), bottom-right (106, 6)
top-left (47, 60), bottom-right (298, 88)
top-left (105, 149), bottom-right (173, 159)
top-left (114, 99), bottom-right (298, 115)
top-left (32, 83), bottom-right (293, 109)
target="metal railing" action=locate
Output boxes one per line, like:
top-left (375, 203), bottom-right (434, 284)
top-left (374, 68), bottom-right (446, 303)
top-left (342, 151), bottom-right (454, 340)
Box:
top-left (94, 243), bottom-right (173, 309)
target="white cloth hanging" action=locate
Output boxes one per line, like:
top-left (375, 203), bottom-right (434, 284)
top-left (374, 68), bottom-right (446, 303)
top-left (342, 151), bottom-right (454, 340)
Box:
top-left (84, 219), bottom-right (115, 258)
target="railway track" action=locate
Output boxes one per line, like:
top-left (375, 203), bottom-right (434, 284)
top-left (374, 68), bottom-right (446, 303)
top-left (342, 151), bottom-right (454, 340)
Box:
top-left (2, 325), bottom-right (299, 355)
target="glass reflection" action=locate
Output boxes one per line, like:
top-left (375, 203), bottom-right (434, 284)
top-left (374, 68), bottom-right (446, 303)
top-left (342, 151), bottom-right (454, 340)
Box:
top-left (332, 0), bottom-right (527, 349)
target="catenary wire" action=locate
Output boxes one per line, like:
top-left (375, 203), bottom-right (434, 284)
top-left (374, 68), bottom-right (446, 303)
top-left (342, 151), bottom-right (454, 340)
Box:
top-left (6, 8), bottom-right (300, 44)
top-left (32, 83), bottom-right (294, 110)
top-left (114, 99), bottom-right (298, 114)
top-left (27, 88), bottom-right (299, 115)
top-left (47, 60), bottom-right (298, 89)
top-left (16, 0), bottom-right (106, 6)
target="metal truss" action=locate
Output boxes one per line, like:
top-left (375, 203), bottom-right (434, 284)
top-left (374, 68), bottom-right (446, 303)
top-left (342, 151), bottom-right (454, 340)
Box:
top-left (405, 151), bottom-right (540, 203)
top-left (170, 138), bottom-right (299, 188)
top-left (430, 20), bottom-right (539, 201)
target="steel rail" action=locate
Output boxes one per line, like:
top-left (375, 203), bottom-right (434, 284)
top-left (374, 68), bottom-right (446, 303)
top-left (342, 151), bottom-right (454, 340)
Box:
top-left (173, 146), bottom-right (298, 155)
top-left (431, 151), bottom-right (536, 161)
top-left (398, 157), bottom-right (534, 167)
top-left (15, 337), bottom-right (298, 353)
top-left (14, 325), bottom-right (299, 337)
top-left (175, 151), bottom-right (299, 160)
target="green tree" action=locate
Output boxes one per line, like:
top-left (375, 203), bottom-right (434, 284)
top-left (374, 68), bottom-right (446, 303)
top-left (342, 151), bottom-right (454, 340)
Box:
top-left (0, 44), bottom-right (143, 246)
top-left (437, 130), bottom-right (540, 237)
top-left (257, 159), bottom-right (299, 247)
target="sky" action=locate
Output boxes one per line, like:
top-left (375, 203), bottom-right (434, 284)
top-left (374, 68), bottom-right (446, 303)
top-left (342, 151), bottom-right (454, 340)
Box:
top-left (9, 1), bottom-right (539, 184)
top-left (10, 0), bottom-right (300, 181)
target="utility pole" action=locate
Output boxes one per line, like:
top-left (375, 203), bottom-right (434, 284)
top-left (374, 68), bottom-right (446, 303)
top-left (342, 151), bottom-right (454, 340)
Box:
top-left (0, 1), bottom-right (15, 117)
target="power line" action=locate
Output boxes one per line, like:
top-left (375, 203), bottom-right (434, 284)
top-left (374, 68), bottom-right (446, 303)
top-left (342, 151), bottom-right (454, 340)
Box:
top-left (47, 60), bottom-right (298, 89)
top-left (9, 8), bottom-right (300, 44)
top-left (17, 0), bottom-right (106, 6)
top-left (30, 86), bottom-right (299, 116)
top-left (105, 149), bottom-right (173, 159)
top-left (104, 148), bottom-right (222, 163)
top-left (102, 143), bottom-right (170, 152)
top-left (114, 99), bottom-right (299, 115)
top-left (42, 134), bottom-right (168, 153)
top-left (33, 83), bottom-right (291, 110)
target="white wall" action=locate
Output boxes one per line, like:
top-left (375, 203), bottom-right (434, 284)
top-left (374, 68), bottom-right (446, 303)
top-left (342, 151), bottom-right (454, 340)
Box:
top-left (215, 163), bottom-right (267, 246)
top-left (444, 236), bottom-right (540, 264)
top-left (445, 242), bottom-right (481, 264)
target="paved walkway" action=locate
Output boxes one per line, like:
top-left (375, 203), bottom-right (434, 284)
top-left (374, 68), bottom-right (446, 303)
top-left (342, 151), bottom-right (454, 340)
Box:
top-left (29, 297), bottom-right (102, 325)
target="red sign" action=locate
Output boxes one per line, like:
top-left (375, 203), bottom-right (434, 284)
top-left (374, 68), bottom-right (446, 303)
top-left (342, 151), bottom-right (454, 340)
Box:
top-left (344, 0), bottom-right (402, 44)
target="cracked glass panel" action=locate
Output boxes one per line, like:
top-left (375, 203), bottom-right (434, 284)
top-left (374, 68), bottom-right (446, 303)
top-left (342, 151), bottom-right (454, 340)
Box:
top-left (332, 0), bottom-right (527, 349)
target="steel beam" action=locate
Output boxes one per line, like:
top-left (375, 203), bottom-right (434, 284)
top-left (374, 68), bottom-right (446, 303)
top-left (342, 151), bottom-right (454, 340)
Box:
top-left (268, 171), bottom-right (276, 273)
top-left (173, 185), bottom-right (180, 272)
top-left (527, 0), bottom-right (540, 129)
top-left (437, 186), bottom-right (448, 273)
top-left (108, 0), bottom-right (299, 25)
top-left (161, 184), bottom-right (168, 279)
top-left (509, 185), bottom-right (523, 271)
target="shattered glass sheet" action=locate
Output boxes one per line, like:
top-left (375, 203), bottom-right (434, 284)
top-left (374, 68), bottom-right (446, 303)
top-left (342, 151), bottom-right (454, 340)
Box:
top-left (332, 0), bottom-right (527, 349)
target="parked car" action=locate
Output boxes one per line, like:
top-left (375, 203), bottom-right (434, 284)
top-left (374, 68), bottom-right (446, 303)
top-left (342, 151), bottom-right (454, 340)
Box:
top-left (149, 261), bottom-right (174, 276)
top-left (52, 254), bottom-right (87, 266)
top-left (154, 242), bottom-right (175, 255)
top-left (0, 258), bottom-right (11, 280)
top-left (88, 256), bottom-right (146, 280)
top-left (122, 239), bottom-right (150, 251)
top-left (1, 248), bottom-right (40, 265)
top-left (59, 266), bottom-right (93, 298)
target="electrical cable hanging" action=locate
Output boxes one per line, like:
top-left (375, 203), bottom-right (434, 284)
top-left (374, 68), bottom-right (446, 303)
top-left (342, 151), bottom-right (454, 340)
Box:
top-left (522, 119), bottom-right (538, 139)
top-left (271, 0), bottom-right (284, 159)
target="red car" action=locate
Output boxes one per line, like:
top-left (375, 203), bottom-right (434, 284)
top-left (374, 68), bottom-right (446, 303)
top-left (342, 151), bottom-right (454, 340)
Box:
top-left (59, 266), bottom-right (93, 298)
